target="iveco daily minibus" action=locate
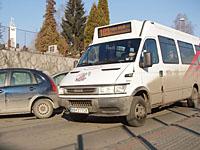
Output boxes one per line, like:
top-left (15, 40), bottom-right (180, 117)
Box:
top-left (59, 20), bottom-right (200, 126)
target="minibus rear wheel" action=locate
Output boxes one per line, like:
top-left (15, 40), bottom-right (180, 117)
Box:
top-left (126, 96), bottom-right (147, 127)
top-left (187, 87), bottom-right (199, 108)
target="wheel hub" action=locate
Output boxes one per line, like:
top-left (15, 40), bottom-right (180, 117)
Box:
top-left (38, 103), bottom-right (49, 115)
top-left (135, 104), bottom-right (146, 120)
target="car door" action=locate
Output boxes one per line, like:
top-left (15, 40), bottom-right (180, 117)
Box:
top-left (5, 70), bottom-right (38, 113)
top-left (140, 38), bottom-right (163, 105)
top-left (0, 71), bottom-right (8, 113)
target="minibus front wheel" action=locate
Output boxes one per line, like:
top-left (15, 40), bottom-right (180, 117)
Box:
top-left (126, 96), bottom-right (147, 127)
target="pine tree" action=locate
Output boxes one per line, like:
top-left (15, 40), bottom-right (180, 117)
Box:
top-left (84, 3), bottom-right (98, 48)
top-left (97, 0), bottom-right (110, 25)
top-left (97, 6), bottom-right (107, 26)
top-left (61, 0), bottom-right (86, 57)
top-left (84, 0), bottom-right (110, 49)
top-left (35, 0), bottom-right (68, 55)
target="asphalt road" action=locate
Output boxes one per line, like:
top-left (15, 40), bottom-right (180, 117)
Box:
top-left (0, 104), bottom-right (199, 150)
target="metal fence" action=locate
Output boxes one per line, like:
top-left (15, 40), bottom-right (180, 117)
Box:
top-left (0, 25), bottom-right (37, 51)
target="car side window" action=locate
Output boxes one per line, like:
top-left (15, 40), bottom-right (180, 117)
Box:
top-left (142, 39), bottom-right (159, 64)
top-left (34, 73), bottom-right (43, 84)
top-left (0, 72), bottom-right (7, 87)
top-left (158, 36), bottom-right (179, 64)
top-left (11, 71), bottom-right (32, 86)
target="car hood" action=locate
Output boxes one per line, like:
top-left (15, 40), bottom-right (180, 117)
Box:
top-left (60, 63), bottom-right (130, 87)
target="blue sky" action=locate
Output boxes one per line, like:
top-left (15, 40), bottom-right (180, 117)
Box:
top-left (0, 0), bottom-right (200, 36)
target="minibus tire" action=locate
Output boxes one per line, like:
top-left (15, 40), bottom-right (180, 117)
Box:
top-left (126, 96), bottom-right (147, 127)
top-left (187, 88), bottom-right (199, 108)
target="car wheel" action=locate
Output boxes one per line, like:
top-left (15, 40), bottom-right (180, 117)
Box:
top-left (126, 96), bottom-right (147, 127)
top-left (187, 87), bottom-right (199, 108)
top-left (33, 99), bottom-right (53, 119)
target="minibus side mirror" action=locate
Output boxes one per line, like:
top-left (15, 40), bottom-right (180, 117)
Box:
top-left (139, 52), bottom-right (152, 68)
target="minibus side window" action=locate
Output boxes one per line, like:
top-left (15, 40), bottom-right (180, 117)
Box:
top-left (142, 39), bottom-right (159, 64)
top-left (158, 36), bottom-right (179, 64)
top-left (195, 45), bottom-right (200, 64)
top-left (195, 45), bottom-right (200, 52)
top-left (178, 41), bottom-right (194, 64)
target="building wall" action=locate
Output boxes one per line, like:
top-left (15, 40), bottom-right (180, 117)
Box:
top-left (0, 50), bottom-right (76, 75)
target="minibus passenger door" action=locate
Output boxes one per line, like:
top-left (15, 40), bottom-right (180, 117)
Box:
top-left (140, 38), bottom-right (163, 105)
top-left (158, 36), bottom-right (181, 103)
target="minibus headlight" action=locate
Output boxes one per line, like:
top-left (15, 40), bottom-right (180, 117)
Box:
top-left (98, 85), bottom-right (127, 94)
top-left (58, 87), bottom-right (67, 95)
top-left (114, 85), bottom-right (127, 94)
top-left (99, 86), bottom-right (114, 94)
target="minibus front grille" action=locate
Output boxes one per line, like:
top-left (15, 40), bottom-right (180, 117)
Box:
top-left (69, 100), bottom-right (92, 107)
top-left (66, 87), bottom-right (97, 95)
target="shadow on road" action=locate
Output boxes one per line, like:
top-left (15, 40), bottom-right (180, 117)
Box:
top-left (0, 107), bottom-right (64, 120)
top-left (0, 113), bottom-right (34, 119)
top-left (62, 113), bottom-right (124, 124)
top-left (61, 101), bottom-right (195, 125)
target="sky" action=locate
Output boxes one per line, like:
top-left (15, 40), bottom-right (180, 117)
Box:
top-left (0, 0), bottom-right (200, 37)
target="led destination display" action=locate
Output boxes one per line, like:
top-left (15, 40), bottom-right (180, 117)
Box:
top-left (98, 22), bottom-right (131, 38)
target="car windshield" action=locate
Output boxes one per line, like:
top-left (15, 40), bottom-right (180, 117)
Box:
top-left (77, 39), bottom-right (141, 67)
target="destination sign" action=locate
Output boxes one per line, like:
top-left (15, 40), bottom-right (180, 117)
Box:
top-left (98, 22), bottom-right (131, 38)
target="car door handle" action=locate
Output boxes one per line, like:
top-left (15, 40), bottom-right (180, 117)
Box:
top-left (29, 87), bottom-right (36, 91)
top-left (0, 89), bottom-right (4, 93)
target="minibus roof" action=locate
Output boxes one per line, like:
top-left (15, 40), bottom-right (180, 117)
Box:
top-left (92, 20), bottom-right (200, 45)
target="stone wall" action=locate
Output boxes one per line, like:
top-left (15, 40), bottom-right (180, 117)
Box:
top-left (0, 49), bottom-right (76, 75)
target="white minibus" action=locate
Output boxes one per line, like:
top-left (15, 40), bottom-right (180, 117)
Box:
top-left (59, 20), bottom-right (200, 126)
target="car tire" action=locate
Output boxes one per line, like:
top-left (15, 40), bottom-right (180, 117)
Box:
top-left (187, 87), bottom-right (199, 108)
top-left (126, 96), bottom-right (147, 127)
top-left (33, 99), bottom-right (53, 119)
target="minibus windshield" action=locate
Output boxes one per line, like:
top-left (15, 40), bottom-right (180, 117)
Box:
top-left (78, 39), bottom-right (141, 67)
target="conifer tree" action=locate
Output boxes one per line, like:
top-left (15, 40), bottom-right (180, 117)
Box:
top-left (84, 3), bottom-right (98, 48)
top-left (61, 0), bottom-right (86, 56)
top-left (84, 0), bottom-right (110, 49)
top-left (97, 0), bottom-right (110, 25)
top-left (35, 0), bottom-right (68, 55)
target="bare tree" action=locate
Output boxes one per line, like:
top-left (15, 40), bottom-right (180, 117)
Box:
top-left (0, 24), bottom-right (2, 41)
top-left (173, 13), bottom-right (194, 35)
top-left (0, 2), bottom-right (2, 41)
top-left (55, 1), bottom-right (65, 33)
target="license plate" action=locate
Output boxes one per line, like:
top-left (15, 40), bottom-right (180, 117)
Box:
top-left (70, 108), bottom-right (89, 114)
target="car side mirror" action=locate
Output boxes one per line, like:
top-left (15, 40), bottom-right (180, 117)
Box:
top-left (140, 51), bottom-right (152, 68)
